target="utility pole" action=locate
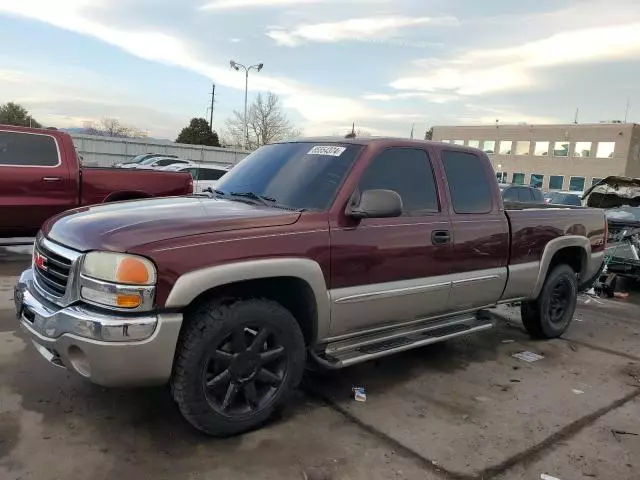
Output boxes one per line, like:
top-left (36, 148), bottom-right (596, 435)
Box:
top-left (574, 107), bottom-right (579, 124)
top-left (624, 98), bottom-right (630, 124)
top-left (209, 83), bottom-right (215, 132)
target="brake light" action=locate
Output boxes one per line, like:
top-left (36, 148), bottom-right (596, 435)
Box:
top-left (187, 177), bottom-right (194, 194)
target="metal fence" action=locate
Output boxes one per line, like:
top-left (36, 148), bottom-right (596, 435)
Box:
top-left (70, 133), bottom-right (250, 167)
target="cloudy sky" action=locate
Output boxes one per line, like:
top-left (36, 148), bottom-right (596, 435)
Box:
top-left (0, 0), bottom-right (639, 139)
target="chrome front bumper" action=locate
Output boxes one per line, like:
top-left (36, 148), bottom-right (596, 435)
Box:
top-left (15, 269), bottom-right (183, 386)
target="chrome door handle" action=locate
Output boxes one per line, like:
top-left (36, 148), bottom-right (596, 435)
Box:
top-left (42, 177), bottom-right (62, 182)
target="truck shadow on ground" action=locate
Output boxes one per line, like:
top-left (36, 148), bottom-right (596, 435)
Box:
top-left (6, 316), bottom-right (529, 448)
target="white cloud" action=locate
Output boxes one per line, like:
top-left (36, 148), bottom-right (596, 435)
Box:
top-left (391, 23), bottom-right (640, 96)
top-left (455, 104), bottom-right (558, 125)
top-left (0, 0), bottom-right (382, 134)
top-left (363, 92), bottom-right (459, 104)
top-left (268, 15), bottom-right (458, 47)
top-left (200, 0), bottom-right (320, 10)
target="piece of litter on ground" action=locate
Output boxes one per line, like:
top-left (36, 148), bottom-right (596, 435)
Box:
top-left (352, 386), bottom-right (367, 402)
top-left (513, 351), bottom-right (545, 363)
top-left (474, 396), bottom-right (491, 403)
top-left (572, 389), bottom-right (585, 395)
top-left (614, 291), bottom-right (629, 299)
top-left (501, 339), bottom-right (515, 343)
top-left (541, 474), bottom-right (562, 480)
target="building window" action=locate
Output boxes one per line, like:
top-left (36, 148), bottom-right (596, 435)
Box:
top-left (496, 172), bottom-right (508, 183)
top-left (549, 175), bottom-right (564, 190)
top-left (468, 140), bottom-right (480, 149)
top-left (591, 177), bottom-right (603, 187)
top-left (569, 177), bottom-right (586, 191)
top-left (515, 141), bottom-right (530, 156)
top-left (453, 140), bottom-right (465, 145)
top-left (553, 141), bottom-right (569, 157)
top-left (482, 140), bottom-right (496, 154)
top-left (512, 172), bottom-right (525, 185)
top-left (534, 141), bottom-right (550, 156)
top-left (574, 142), bottom-right (592, 157)
top-left (530, 173), bottom-right (544, 188)
top-left (596, 142), bottom-right (615, 158)
top-left (499, 141), bottom-right (512, 155)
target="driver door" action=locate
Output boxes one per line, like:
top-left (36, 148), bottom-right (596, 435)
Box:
top-left (328, 147), bottom-right (453, 336)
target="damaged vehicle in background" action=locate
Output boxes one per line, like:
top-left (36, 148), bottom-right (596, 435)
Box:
top-left (583, 176), bottom-right (640, 291)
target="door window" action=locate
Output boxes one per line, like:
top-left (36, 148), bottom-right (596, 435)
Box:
top-left (0, 131), bottom-right (59, 166)
top-left (358, 148), bottom-right (439, 215)
top-left (502, 188), bottom-right (518, 202)
top-left (517, 188), bottom-right (534, 202)
top-left (200, 168), bottom-right (227, 180)
top-left (441, 150), bottom-right (492, 214)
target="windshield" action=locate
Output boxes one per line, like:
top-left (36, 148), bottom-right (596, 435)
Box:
top-left (215, 142), bottom-right (363, 211)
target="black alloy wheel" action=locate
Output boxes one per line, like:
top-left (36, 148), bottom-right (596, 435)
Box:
top-left (548, 278), bottom-right (573, 325)
top-left (172, 298), bottom-right (306, 436)
top-left (203, 325), bottom-right (287, 415)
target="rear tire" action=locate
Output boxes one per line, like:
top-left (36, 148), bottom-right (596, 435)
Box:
top-left (172, 298), bottom-right (306, 436)
top-left (521, 264), bottom-right (578, 339)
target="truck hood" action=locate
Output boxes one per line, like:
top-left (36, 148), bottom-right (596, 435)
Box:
top-left (43, 196), bottom-right (301, 252)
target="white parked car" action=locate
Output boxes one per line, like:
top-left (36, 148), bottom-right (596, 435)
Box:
top-left (162, 163), bottom-right (233, 193)
top-left (120, 157), bottom-right (193, 170)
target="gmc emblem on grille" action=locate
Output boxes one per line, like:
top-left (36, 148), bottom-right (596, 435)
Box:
top-left (34, 251), bottom-right (48, 271)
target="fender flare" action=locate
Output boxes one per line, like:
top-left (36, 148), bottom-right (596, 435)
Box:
top-left (164, 258), bottom-right (332, 341)
top-left (531, 235), bottom-right (591, 298)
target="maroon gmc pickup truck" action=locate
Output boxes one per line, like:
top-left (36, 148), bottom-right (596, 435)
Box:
top-left (0, 125), bottom-right (193, 237)
top-left (15, 137), bottom-right (606, 436)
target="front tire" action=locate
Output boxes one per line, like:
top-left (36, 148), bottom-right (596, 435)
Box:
top-left (521, 264), bottom-right (578, 339)
top-left (172, 298), bottom-right (306, 436)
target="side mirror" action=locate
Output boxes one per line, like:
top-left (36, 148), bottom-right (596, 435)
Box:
top-left (348, 189), bottom-right (402, 219)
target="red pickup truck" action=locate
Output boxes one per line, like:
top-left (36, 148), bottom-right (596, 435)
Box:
top-left (15, 137), bottom-right (606, 436)
top-left (0, 125), bottom-right (193, 237)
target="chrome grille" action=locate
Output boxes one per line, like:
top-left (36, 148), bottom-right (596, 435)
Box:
top-left (34, 239), bottom-right (73, 297)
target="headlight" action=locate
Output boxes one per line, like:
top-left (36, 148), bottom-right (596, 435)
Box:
top-left (80, 252), bottom-right (156, 310)
top-left (82, 252), bottom-right (156, 285)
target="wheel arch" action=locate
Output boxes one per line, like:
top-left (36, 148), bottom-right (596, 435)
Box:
top-left (531, 236), bottom-right (590, 299)
top-left (165, 258), bottom-right (331, 346)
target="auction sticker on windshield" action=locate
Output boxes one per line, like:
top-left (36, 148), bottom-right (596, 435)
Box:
top-left (307, 145), bottom-right (346, 156)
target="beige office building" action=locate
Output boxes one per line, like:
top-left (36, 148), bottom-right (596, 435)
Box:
top-left (432, 123), bottom-right (640, 192)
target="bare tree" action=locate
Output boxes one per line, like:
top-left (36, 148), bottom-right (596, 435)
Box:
top-left (225, 92), bottom-right (301, 150)
top-left (84, 118), bottom-right (147, 138)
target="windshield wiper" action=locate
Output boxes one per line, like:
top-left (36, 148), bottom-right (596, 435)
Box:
top-left (229, 191), bottom-right (277, 207)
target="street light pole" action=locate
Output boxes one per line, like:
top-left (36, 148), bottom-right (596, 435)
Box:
top-left (230, 60), bottom-right (264, 150)
top-left (244, 69), bottom-right (249, 148)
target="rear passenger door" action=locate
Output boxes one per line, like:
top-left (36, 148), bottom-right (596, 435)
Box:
top-left (0, 130), bottom-right (74, 236)
top-left (329, 147), bottom-right (452, 336)
top-left (440, 150), bottom-right (509, 311)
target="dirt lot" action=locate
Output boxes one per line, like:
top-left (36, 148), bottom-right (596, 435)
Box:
top-left (1, 246), bottom-right (639, 480)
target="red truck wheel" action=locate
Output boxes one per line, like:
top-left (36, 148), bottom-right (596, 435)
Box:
top-left (521, 264), bottom-right (578, 339)
top-left (172, 298), bottom-right (306, 436)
